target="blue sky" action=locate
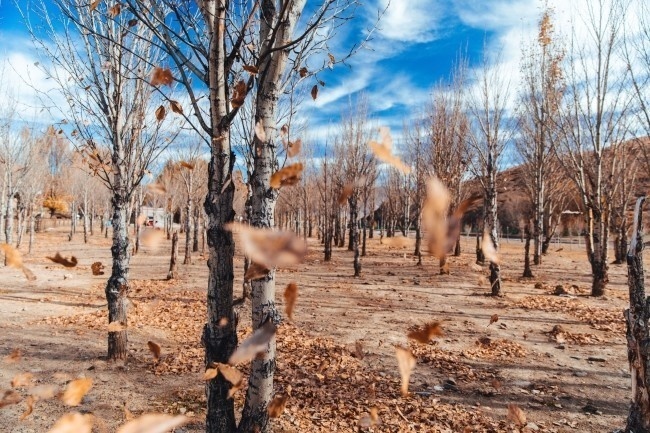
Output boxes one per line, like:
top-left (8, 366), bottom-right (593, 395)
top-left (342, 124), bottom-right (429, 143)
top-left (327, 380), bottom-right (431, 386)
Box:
top-left (0, 0), bottom-right (608, 156)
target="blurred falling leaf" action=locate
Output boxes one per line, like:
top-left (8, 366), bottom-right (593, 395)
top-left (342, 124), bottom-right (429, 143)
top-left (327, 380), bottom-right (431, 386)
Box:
top-left (359, 407), bottom-right (380, 428)
top-left (481, 230), bottom-right (500, 264)
top-left (4, 348), bottom-right (21, 363)
top-left (169, 100), bottom-right (183, 115)
top-left (254, 121), bottom-right (266, 143)
top-left (108, 321), bottom-right (126, 332)
top-left (140, 229), bottom-right (166, 251)
top-left (202, 368), bottom-right (218, 380)
top-left (179, 161), bottom-right (194, 170)
top-left (267, 394), bottom-right (289, 418)
top-left (243, 65), bottom-right (259, 75)
top-left (89, 0), bottom-right (101, 12)
top-left (421, 177), bottom-right (451, 258)
top-left (488, 314), bottom-right (499, 326)
top-left (108, 4), bottom-right (121, 17)
top-left (32, 384), bottom-right (59, 400)
top-left (91, 262), bottom-right (105, 276)
top-left (227, 222), bottom-right (307, 269)
top-left (116, 414), bottom-right (188, 433)
top-left (127, 18), bottom-right (138, 27)
top-left (46, 253), bottom-right (78, 268)
top-left (338, 176), bottom-right (366, 205)
top-left (310, 85), bottom-right (318, 100)
top-left (369, 127), bottom-right (410, 173)
top-left (507, 404), bottom-right (526, 426)
top-left (136, 214), bottom-right (147, 226)
top-left (407, 322), bottom-right (444, 344)
top-left (285, 138), bottom-right (301, 158)
top-left (61, 378), bottom-right (92, 406)
top-left (151, 67), bottom-right (174, 86)
top-left (155, 105), bottom-right (166, 122)
top-left (147, 183), bottom-right (167, 195)
top-left (47, 412), bottom-right (94, 433)
top-left (231, 80), bottom-right (247, 108)
top-left (20, 395), bottom-right (35, 420)
top-left (284, 282), bottom-right (298, 320)
top-left (229, 320), bottom-right (276, 365)
top-left (1, 243), bottom-right (23, 268)
top-left (380, 236), bottom-right (414, 249)
top-left (12, 372), bottom-right (34, 388)
top-left (0, 390), bottom-right (21, 408)
top-left (395, 346), bottom-right (416, 397)
top-left (147, 341), bottom-right (161, 362)
top-left (215, 363), bottom-right (243, 386)
top-left (270, 163), bottom-right (303, 188)
top-left (299, 67), bottom-right (308, 77)
top-left (244, 262), bottom-right (270, 281)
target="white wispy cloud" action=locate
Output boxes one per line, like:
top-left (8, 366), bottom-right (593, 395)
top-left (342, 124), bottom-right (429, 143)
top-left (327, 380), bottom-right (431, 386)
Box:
top-left (375, 0), bottom-right (442, 43)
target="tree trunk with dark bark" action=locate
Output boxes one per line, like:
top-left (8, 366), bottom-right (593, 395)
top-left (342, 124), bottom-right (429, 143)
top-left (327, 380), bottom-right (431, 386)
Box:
top-left (167, 231), bottom-right (178, 280)
top-left (523, 223), bottom-right (534, 278)
top-left (475, 233), bottom-right (485, 264)
top-left (193, 208), bottom-right (200, 252)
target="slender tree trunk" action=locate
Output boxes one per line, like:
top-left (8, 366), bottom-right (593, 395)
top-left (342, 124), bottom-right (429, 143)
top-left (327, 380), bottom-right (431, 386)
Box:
top-left (68, 200), bottom-right (74, 241)
top-left (193, 208), bottom-right (200, 252)
top-left (590, 211), bottom-right (609, 297)
top-left (167, 231), bottom-right (178, 280)
top-left (534, 174), bottom-right (544, 265)
top-left (90, 203), bottom-right (94, 236)
top-left (486, 173), bottom-right (501, 296)
top-left (16, 205), bottom-right (25, 248)
top-left (184, 192), bottom-right (192, 265)
top-left (349, 196), bottom-right (361, 277)
top-left (523, 222), bottom-right (534, 278)
top-left (106, 191), bottom-right (130, 361)
top-left (476, 233), bottom-right (485, 264)
top-left (324, 216), bottom-right (333, 261)
top-left (28, 203), bottom-right (35, 255)
top-left (361, 219), bottom-right (367, 257)
top-left (454, 235), bottom-right (461, 256)
top-left (5, 193), bottom-right (14, 244)
top-left (83, 192), bottom-right (89, 244)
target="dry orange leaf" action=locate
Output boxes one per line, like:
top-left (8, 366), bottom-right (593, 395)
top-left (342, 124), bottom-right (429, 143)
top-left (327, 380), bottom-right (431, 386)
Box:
top-left (4, 348), bottom-right (21, 363)
top-left (61, 378), bottom-right (92, 406)
top-left (20, 395), bottom-right (35, 420)
top-left (179, 161), bottom-right (194, 169)
top-left (203, 368), bottom-right (218, 380)
top-left (108, 321), bottom-right (126, 332)
top-left (407, 322), bottom-right (444, 344)
top-left (108, 4), bottom-right (121, 17)
top-left (507, 403), bottom-right (526, 426)
top-left (1, 243), bottom-right (22, 267)
top-left (227, 222), bottom-right (307, 269)
top-left (32, 384), bottom-right (59, 399)
top-left (47, 252), bottom-right (78, 267)
top-left (381, 236), bottom-right (414, 248)
top-left (89, 0), bottom-right (101, 12)
top-left (243, 65), bottom-right (259, 75)
top-left (147, 341), bottom-right (161, 362)
top-left (91, 262), bottom-right (105, 276)
top-left (48, 412), bottom-right (94, 433)
top-left (489, 314), bottom-right (499, 326)
top-left (0, 389), bottom-right (21, 408)
top-left (244, 262), bottom-right (270, 281)
top-left (151, 67), bottom-right (174, 86)
top-left (359, 407), bottom-right (380, 428)
top-left (155, 105), bottom-right (166, 122)
top-left (116, 414), bottom-right (188, 433)
top-left (216, 363), bottom-right (243, 387)
top-left (284, 138), bottom-right (301, 158)
top-left (169, 100), bottom-right (183, 115)
top-left (270, 163), bottom-right (303, 188)
top-left (395, 346), bottom-right (416, 397)
top-left (369, 127), bottom-right (411, 174)
top-left (284, 282), bottom-right (298, 320)
top-left (310, 84), bottom-right (318, 100)
top-left (267, 394), bottom-right (289, 418)
top-left (481, 230), bottom-right (500, 264)
top-left (229, 320), bottom-right (276, 365)
top-left (421, 177), bottom-right (451, 258)
top-left (12, 372), bottom-right (34, 388)
top-left (231, 80), bottom-right (247, 108)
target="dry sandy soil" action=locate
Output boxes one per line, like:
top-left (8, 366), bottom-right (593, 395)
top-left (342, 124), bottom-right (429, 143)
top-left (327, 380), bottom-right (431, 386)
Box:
top-left (0, 224), bottom-right (637, 432)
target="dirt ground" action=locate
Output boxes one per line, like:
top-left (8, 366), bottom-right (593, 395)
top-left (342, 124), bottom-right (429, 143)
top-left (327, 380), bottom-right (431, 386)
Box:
top-left (0, 224), bottom-right (636, 432)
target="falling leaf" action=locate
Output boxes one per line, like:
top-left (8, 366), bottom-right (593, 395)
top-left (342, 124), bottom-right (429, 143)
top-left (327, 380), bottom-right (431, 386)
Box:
top-left (244, 262), bottom-right (270, 281)
top-left (481, 230), bottom-right (500, 264)
top-left (47, 252), bottom-right (78, 268)
top-left (280, 124), bottom-right (289, 135)
top-left (359, 407), bottom-right (380, 428)
top-left (231, 80), bottom-right (247, 108)
top-left (380, 236), bottom-right (414, 249)
top-left (488, 314), bottom-right (499, 326)
top-left (0, 390), bottom-right (21, 408)
top-left (216, 363), bottom-right (243, 386)
top-left (61, 378), bottom-right (92, 406)
top-left (284, 282), bottom-right (298, 320)
top-left (407, 322), bottom-right (444, 344)
top-left (91, 262), bottom-right (105, 276)
top-left (116, 414), bottom-right (188, 433)
top-left (48, 412), bottom-right (94, 433)
top-left (151, 67), bottom-right (174, 86)
top-left (147, 341), bottom-right (161, 362)
top-left (32, 385), bottom-right (59, 400)
top-left (285, 138), bottom-right (301, 158)
top-left (203, 368), bottom-right (218, 380)
top-left (337, 177), bottom-right (366, 205)
top-left (179, 161), bottom-right (194, 170)
top-left (89, 0), bottom-right (101, 12)
top-left (147, 183), bottom-right (167, 194)
top-left (1, 243), bottom-right (23, 268)
top-left (169, 100), bottom-right (183, 115)
top-left (369, 127), bottom-right (411, 173)
top-left (227, 222), bottom-right (307, 269)
top-left (12, 372), bottom-right (34, 388)
top-left (310, 84), bottom-right (318, 100)
top-left (299, 67), bottom-right (308, 77)
top-left (395, 346), bottom-right (416, 397)
top-left (22, 267), bottom-right (37, 281)
top-left (108, 4), bottom-right (121, 17)
top-left (270, 163), bottom-right (304, 188)
top-left (136, 214), bottom-right (147, 226)
top-left (4, 348), bottom-right (21, 363)
top-left (20, 395), bottom-right (35, 420)
top-left (507, 404), bottom-right (526, 426)
top-left (243, 65), bottom-right (259, 75)
top-left (127, 18), bottom-right (138, 27)
top-left (155, 105), bottom-right (166, 122)
top-left (140, 230), bottom-right (165, 251)
top-left (108, 321), bottom-right (126, 332)
top-left (254, 121), bottom-right (266, 143)
top-left (267, 394), bottom-right (289, 418)
top-left (229, 320), bottom-right (276, 365)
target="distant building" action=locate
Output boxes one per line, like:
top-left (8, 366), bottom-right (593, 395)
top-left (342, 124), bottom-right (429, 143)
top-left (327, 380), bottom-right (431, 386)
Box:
top-left (140, 207), bottom-right (165, 229)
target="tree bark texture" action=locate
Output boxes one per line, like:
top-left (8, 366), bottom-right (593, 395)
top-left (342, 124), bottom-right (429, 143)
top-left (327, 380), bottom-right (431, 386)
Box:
top-left (167, 231), bottom-right (178, 280)
top-left (523, 223), bottom-right (534, 278)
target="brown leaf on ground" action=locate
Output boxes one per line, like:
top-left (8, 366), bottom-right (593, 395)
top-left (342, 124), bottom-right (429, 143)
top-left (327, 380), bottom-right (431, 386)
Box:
top-left (151, 67), bottom-right (174, 86)
top-left (61, 378), bottom-right (92, 406)
top-left (407, 322), bottom-right (444, 344)
top-left (369, 127), bottom-right (411, 174)
top-left (229, 320), bottom-right (276, 365)
top-left (147, 341), bottom-right (161, 362)
top-left (91, 262), bottom-right (105, 276)
top-left (267, 394), bottom-right (289, 418)
top-left (270, 163), bottom-right (304, 188)
top-left (488, 314), bottom-right (499, 326)
top-left (12, 372), bottom-right (34, 388)
top-left (4, 348), bottom-right (21, 363)
top-left (0, 389), bottom-right (21, 408)
top-left (20, 395), bottom-right (35, 420)
top-left (507, 404), bottom-right (526, 426)
top-left (244, 262), bottom-right (270, 281)
top-left (227, 222), bottom-right (307, 269)
top-left (46, 252), bottom-right (78, 268)
top-left (48, 412), bottom-right (94, 433)
top-left (116, 414), bottom-right (188, 433)
top-left (395, 346), bottom-right (416, 397)
top-left (284, 283), bottom-right (298, 320)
